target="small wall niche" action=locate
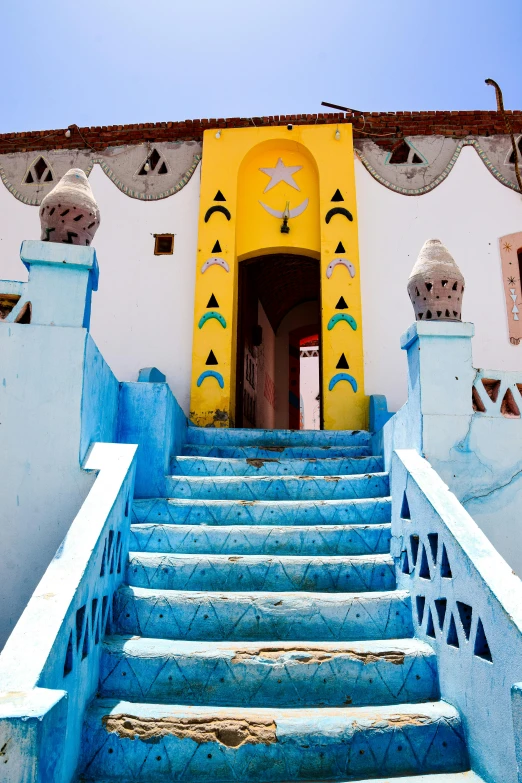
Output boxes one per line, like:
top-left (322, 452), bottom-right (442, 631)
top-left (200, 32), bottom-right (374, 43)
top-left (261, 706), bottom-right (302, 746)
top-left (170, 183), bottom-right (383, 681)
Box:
top-left (154, 234), bottom-right (174, 255)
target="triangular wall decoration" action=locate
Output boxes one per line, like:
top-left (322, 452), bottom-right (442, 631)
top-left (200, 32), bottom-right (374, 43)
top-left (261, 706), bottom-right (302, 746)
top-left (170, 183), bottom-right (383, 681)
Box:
top-left (331, 189), bottom-right (344, 202)
top-left (214, 190), bottom-right (226, 201)
top-left (207, 294), bottom-right (219, 308)
top-left (138, 148), bottom-right (168, 176)
top-left (335, 296), bottom-right (348, 310)
top-left (335, 242), bottom-right (346, 254)
top-left (205, 350), bottom-right (218, 365)
top-left (212, 240), bottom-right (222, 253)
top-left (336, 354), bottom-right (349, 369)
top-left (24, 156), bottom-right (53, 185)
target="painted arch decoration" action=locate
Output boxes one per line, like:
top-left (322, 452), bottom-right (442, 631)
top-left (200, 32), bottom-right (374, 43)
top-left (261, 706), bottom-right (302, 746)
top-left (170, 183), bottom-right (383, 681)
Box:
top-left (0, 141), bottom-right (202, 205)
top-left (0, 135), bottom-right (520, 205)
top-left (354, 136), bottom-right (522, 195)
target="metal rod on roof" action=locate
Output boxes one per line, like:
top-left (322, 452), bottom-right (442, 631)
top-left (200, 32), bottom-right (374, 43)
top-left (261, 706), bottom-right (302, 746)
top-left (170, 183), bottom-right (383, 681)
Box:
top-left (321, 101), bottom-right (363, 115)
top-left (485, 78), bottom-right (522, 193)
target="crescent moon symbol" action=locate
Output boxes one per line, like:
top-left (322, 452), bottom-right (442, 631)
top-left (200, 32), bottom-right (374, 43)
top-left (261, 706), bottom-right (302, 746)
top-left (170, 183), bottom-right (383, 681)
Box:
top-left (198, 311), bottom-right (227, 329)
top-left (327, 313), bottom-right (358, 331)
top-left (259, 198), bottom-right (309, 219)
top-left (326, 257), bottom-right (356, 279)
top-left (328, 373), bottom-right (358, 393)
top-left (204, 205), bottom-right (231, 222)
top-left (325, 207), bottom-right (353, 224)
top-left (201, 257), bottom-right (230, 274)
top-left (196, 370), bottom-right (224, 389)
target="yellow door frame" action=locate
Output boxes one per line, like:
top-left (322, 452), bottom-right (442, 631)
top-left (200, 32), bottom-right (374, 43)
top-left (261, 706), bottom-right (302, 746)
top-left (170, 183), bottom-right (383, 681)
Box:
top-left (189, 123), bottom-right (366, 430)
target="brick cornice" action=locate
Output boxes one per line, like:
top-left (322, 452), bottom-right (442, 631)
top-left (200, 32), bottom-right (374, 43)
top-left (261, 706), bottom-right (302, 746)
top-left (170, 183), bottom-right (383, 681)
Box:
top-left (0, 111), bottom-right (520, 155)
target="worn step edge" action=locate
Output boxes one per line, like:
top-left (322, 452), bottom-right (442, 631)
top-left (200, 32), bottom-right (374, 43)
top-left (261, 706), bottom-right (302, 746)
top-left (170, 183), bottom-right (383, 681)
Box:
top-left (181, 445), bottom-right (373, 458)
top-left (99, 636), bottom-right (440, 707)
top-left (170, 456), bottom-right (384, 477)
top-left (126, 552), bottom-right (396, 593)
top-left (80, 699), bottom-right (468, 781)
top-left (132, 497), bottom-right (392, 527)
top-left (185, 427), bottom-right (371, 446)
top-left (129, 522), bottom-right (392, 555)
top-left (114, 587), bottom-right (414, 641)
top-left (80, 774), bottom-right (482, 783)
top-left (165, 473), bottom-right (390, 501)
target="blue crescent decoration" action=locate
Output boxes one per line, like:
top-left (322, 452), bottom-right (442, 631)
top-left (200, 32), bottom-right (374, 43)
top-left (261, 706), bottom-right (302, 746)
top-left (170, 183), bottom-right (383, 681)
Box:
top-left (201, 257), bottom-right (230, 274)
top-left (329, 373), bottom-right (358, 393)
top-left (325, 207), bottom-right (353, 223)
top-left (197, 370), bottom-right (224, 389)
top-left (326, 257), bottom-right (356, 279)
top-left (198, 311), bottom-right (227, 329)
top-left (327, 313), bottom-right (358, 331)
top-left (204, 205), bottom-right (231, 222)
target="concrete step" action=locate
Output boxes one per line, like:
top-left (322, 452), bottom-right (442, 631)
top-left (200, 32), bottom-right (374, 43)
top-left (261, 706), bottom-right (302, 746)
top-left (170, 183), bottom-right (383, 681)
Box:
top-left (81, 773), bottom-right (483, 783)
top-left (339, 776), bottom-right (484, 783)
top-left (132, 498), bottom-right (391, 527)
top-left (127, 553), bottom-right (396, 593)
top-left (170, 456), bottom-right (384, 477)
top-left (99, 636), bottom-right (439, 707)
top-left (129, 523), bottom-right (392, 556)
top-left (185, 427), bottom-right (371, 447)
top-left (164, 473), bottom-right (390, 502)
top-left (182, 444), bottom-right (373, 459)
top-left (114, 587), bottom-right (413, 641)
top-left (80, 699), bottom-right (468, 781)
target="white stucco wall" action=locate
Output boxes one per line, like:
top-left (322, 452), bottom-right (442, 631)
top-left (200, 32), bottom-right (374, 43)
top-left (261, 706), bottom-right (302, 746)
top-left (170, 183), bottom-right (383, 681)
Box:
top-left (356, 147), bottom-right (522, 413)
top-left (0, 164), bottom-right (201, 415)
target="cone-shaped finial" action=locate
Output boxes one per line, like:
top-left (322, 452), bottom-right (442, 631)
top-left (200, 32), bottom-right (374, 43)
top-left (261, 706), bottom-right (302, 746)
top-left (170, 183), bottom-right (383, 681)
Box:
top-left (39, 168), bottom-right (100, 246)
top-left (407, 239), bottom-right (465, 322)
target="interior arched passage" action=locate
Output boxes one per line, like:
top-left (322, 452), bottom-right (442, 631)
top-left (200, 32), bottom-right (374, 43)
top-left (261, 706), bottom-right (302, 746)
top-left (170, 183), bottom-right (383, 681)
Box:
top-left (236, 253), bottom-right (320, 429)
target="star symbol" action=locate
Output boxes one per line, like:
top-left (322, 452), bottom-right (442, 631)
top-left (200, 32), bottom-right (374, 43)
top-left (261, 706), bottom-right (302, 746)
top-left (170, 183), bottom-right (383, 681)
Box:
top-left (259, 158), bottom-right (302, 193)
top-left (508, 276), bottom-right (517, 284)
top-left (504, 242), bottom-right (513, 252)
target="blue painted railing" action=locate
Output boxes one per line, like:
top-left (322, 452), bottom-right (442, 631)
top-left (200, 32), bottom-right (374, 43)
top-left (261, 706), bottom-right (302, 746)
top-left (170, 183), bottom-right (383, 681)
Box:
top-left (392, 449), bottom-right (522, 783)
top-left (0, 240), bottom-right (99, 328)
top-left (0, 442), bottom-right (137, 783)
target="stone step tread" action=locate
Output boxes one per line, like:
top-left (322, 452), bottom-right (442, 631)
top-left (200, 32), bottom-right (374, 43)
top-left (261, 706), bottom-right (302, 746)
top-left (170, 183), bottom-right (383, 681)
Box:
top-left (307, 775), bottom-right (484, 783)
top-left (167, 472), bottom-right (388, 483)
top-left (99, 636), bottom-right (439, 708)
top-left (165, 473), bottom-right (390, 502)
top-left (80, 699), bottom-right (468, 781)
top-left (129, 522), bottom-right (392, 556)
top-left (103, 635), bottom-right (436, 657)
top-left (126, 553), bottom-right (396, 593)
top-left (170, 456), bottom-right (384, 477)
top-left (82, 774), bottom-right (483, 783)
top-left (185, 427), bottom-right (371, 447)
top-left (182, 445), bottom-right (373, 458)
top-left (114, 587), bottom-right (414, 642)
top-left (132, 498), bottom-right (391, 527)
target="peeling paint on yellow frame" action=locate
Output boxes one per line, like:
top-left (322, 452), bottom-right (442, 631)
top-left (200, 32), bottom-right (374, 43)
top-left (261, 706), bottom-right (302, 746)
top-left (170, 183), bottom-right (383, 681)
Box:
top-left (189, 124), bottom-right (366, 430)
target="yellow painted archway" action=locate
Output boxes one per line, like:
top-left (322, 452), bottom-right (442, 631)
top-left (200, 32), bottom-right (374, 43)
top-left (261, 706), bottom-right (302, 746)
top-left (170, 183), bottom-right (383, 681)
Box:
top-left (189, 123), bottom-right (366, 430)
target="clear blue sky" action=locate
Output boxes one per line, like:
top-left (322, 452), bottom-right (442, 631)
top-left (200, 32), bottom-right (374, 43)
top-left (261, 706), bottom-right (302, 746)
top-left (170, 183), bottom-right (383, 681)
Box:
top-left (2, 0), bottom-right (520, 132)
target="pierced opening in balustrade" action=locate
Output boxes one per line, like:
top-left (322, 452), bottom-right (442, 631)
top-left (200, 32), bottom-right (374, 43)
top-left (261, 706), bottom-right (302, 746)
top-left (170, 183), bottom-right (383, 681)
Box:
top-left (500, 388), bottom-right (520, 418)
top-left (447, 614), bottom-right (459, 647)
top-left (434, 598), bottom-right (447, 630)
top-left (416, 595), bottom-right (426, 625)
top-left (456, 601), bottom-right (473, 640)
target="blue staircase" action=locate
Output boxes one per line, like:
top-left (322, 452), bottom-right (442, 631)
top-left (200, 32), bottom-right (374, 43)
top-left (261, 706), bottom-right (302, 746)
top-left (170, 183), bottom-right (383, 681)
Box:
top-left (79, 427), bottom-right (479, 782)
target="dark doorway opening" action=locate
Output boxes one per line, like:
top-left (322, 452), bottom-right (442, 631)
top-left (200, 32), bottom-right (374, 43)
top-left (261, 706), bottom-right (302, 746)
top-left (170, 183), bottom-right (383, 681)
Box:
top-left (236, 253), bottom-right (321, 429)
